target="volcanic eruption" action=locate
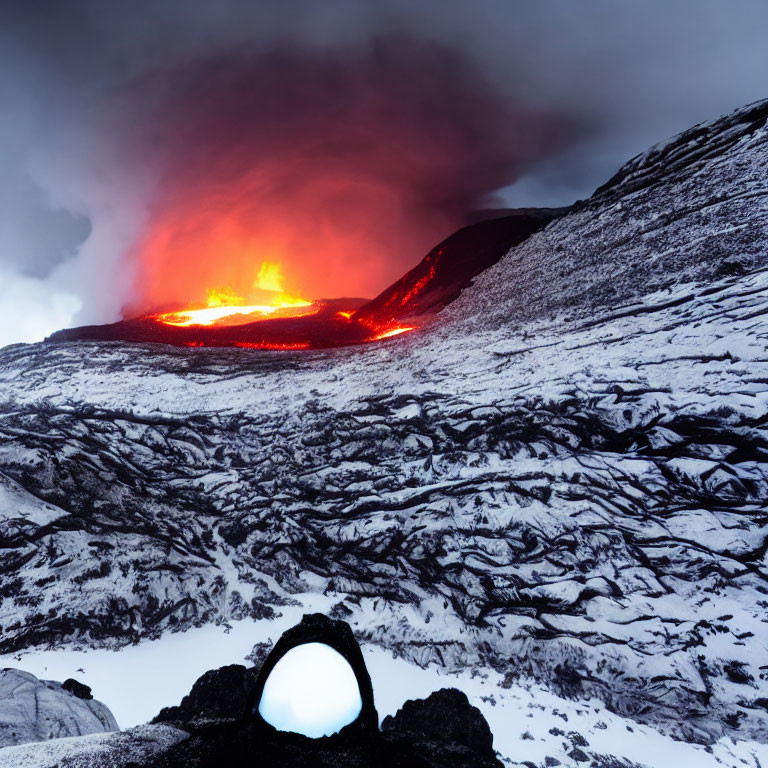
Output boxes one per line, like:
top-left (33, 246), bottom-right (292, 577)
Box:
top-left (48, 208), bottom-right (560, 349)
top-left (44, 38), bottom-right (577, 351)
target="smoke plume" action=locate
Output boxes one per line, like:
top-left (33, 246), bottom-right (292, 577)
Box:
top-left (123, 38), bottom-right (575, 313)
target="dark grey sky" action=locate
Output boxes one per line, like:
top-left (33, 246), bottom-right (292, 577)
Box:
top-left (1, 0), bottom-right (766, 343)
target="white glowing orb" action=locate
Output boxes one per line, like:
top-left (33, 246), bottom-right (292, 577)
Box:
top-left (257, 642), bottom-right (363, 738)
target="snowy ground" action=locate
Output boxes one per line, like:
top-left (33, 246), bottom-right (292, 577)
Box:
top-left (2, 593), bottom-right (768, 767)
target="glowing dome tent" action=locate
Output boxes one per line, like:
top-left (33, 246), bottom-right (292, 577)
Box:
top-left (249, 613), bottom-right (378, 738)
top-left (258, 642), bottom-right (363, 737)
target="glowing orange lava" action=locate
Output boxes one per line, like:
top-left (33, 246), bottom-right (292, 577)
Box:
top-left (370, 326), bottom-right (415, 340)
top-left (155, 262), bottom-right (314, 327)
top-left (233, 341), bottom-right (311, 350)
top-left (138, 252), bottom-right (421, 350)
top-left (183, 341), bottom-right (312, 350)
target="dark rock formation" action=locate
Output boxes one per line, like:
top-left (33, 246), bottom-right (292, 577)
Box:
top-left (247, 612), bottom-right (378, 734)
top-left (150, 688), bottom-right (501, 767)
top-left (62, 678), bottom-right (94, 700)
top-left (147, 616), bottom-right (501, 767)
top-left (151, 677), bottom-right (500, 767)
top-left (381, 688), bottom-right (497, 766)
top-left (154, 664), bottom-right (259, 726)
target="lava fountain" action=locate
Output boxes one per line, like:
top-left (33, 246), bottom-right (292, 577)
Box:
top-left (154, 263), bottom-right (316, 328)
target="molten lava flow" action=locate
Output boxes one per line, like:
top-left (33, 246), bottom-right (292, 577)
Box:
top-left (155, 262), bottom-right (314, 327)
top-left (137, 250), bottom-right (421, 349)
top-left (184, 341), bottom-right (312, 350)
top-left (370, 326), bottom-right (415, 340)
top-left (399, 264), bottom-right (436, 306)
top-left (233, 342), bottom-right (311, 350)
top-left (158, 298), bottom-right (313, 327)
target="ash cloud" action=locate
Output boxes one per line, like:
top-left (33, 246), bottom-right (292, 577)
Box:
top-left (0, 0), bottom-right (766, 343)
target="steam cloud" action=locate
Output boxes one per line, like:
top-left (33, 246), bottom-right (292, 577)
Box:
top-left (1, 0), bottom-right (766, 345)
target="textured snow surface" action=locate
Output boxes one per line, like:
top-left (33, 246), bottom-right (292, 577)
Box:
top-left (0, 669), bottom-right (117, 747)
top-left (0, 99), bottom-right (767, 761)
top-left (0, 724), bottom-right (187, 768)
top-left (0, 610), bottom-right (767, 766)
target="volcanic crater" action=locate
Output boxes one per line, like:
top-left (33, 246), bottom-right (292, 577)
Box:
top-left (48, 209), bottom-right (558, 350)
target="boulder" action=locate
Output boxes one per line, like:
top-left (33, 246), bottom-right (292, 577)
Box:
top-left (0, 668), bottom-right (118, 747)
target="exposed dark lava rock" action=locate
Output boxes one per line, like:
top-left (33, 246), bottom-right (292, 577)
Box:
top-left (150, 681), bottom-right (501, 767)
top-left (381, 688), bottom-right (497, 764)
top-left (61, 678), bottom-right (94, 700)
top-left (148, 615), bottom-right (501, 767)
top-left (154, 664), bottom-right (259, 725)
top-left (247, 613), bottom-right (378, 733)
top-left (154, 717), bottom-right (502, 768)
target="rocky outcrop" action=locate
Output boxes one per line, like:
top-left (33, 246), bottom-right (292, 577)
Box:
top-left (144, 615), bottom-right (503, 767)
top-left (20, 615), bottom-right (502, 767)
top-left (154, 664), bottom-right (259, 726)
top-left (381, 688), bottom-right (497, 767)
top-left (0, 669), bottom-right (117, 747)
top-left (0, 676), bottom-right (502, 768)
top-left (246, 612), bottom-right (379, 734)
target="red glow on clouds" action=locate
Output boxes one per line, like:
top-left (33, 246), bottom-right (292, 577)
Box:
top-left (120, 39), bottom-right (551, 319)
top-left (130, 164), bottom-right (431, 314)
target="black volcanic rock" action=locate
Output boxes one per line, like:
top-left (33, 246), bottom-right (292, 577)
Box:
top-left (382, 688), bottom-right (498, 765)
top-left (247, 613), bottom-right (378, 734)
top-left (150, 688), bottom-right (502, 767)
top-left (146, 616), bottom-right (501, 767)
top-left (62, 678), bottom-right (94, 700)
top-left (154, 664), bottom-right (258, 725)
top-left (154, 717), bottom-right (502, 768)
top-left (353, 208), bottom-right (562, 328)
top-left (381, 687), bottom-right (493, 751)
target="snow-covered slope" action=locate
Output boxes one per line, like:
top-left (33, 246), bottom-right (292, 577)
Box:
top-left (0, 98), bottom-right (767, 757)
